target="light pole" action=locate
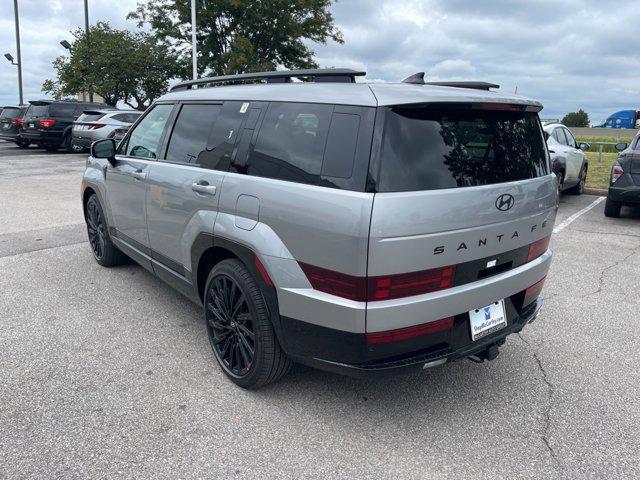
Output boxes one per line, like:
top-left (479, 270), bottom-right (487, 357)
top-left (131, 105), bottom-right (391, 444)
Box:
top-left (9, 0), bottom-right (24, 105)
top-left (191, 0), bottom-right (197, 80)
top-left (84, 0), bottom-right (93, 102)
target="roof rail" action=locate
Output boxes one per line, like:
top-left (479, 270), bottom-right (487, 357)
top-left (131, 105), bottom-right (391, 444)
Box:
top-left (169, 68), bottom-right (367, 92)
top-left (425, 81), bottom-right (500, 91)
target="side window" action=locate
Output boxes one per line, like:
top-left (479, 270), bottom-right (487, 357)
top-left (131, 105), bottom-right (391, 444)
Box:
top-left (125, 113), bottom-right (141, 123)
top-left (246, 102), bottom-right (332, 185)
top-left (553, 128), bottom-right (568, 145)
top-left (563, 128), bottom-right (576, 147)
top-left (197, 101), bottom-right (247, 171)
top-left (165, 104), bottom-right (222, 164)
top-left (124, 104), bottom-right (174, 159)
top-left (322, 113), bottom-right (360, 178)
top-left (49, 103), bottom-right (76, 117)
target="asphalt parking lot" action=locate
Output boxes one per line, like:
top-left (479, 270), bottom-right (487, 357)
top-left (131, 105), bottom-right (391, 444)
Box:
top-left (1, 141), bottom-right (639, 479)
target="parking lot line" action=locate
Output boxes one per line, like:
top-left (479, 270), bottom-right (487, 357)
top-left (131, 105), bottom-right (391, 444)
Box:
top-left (553, 196), bottom-right (605, 233)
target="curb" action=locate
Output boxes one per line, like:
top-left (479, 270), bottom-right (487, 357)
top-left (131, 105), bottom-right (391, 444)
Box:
top-left (584, 188), bottom-right (607, 197)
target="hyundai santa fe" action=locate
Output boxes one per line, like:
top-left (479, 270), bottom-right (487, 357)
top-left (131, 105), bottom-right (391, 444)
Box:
top-left (82, 69), bottom-right (557, 389)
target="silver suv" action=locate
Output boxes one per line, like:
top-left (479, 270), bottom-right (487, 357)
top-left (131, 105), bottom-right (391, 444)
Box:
top-left (82, 69), bottom-right (557, 389)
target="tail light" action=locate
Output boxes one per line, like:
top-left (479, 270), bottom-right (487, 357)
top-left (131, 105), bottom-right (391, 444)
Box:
top-left (39, 119), bottom-right (56, 128)
top-left (10, 117), bottom-right (24, 125)
top-left (524, 277), bottom-right (546, 305)
top-left (366, 317), bottom-right (454, 345)
top-left (298, 263), bottom-right (455, 302)
top-left (87, 123), bottom-right (106, 130)
top-left (611, 164), bottom-right (624, 183)
top-left (527, 235), bottom-right (551, 262)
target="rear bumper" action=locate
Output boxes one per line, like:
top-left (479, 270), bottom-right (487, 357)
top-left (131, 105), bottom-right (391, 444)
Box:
top-left (19, 129), bottom-right (62, 145)
top-left (608, 185), bottom-right (640, 205)
top-left (282, 298), bottom-right (542, 378)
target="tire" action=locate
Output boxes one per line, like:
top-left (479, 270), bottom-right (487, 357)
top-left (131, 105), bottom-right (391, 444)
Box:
top-left (204, 258), bottom-right (291, 389)
top-left (15, 139), bottom-right (30, 149)
top-left (85, 194), bottom-right (126, 267)
top-left (556, 171), bottom-right (564, 196)
top-left (64, 135), bottom-right (82, 153)
top-left (568, 166), bottom-right (587, 195)
top-left (604, 197), bottom-right (622, 218)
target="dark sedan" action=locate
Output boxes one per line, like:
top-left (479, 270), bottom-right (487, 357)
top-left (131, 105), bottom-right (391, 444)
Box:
top-left (605, 134), bottom-right (640, 217)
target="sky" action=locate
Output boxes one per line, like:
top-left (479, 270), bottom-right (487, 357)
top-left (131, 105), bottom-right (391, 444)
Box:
top-left (1, 0), bottom-right (639, 123)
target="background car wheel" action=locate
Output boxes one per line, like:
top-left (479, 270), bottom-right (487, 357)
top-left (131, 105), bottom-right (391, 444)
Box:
top-left (85, 194), bottom-right (126, 266)
top-left (204, 258), bottom-right (291, 389)
top-left (65, 135), bottom-right (83, 153)
top-left (569, 166), bottom-right (587, 195)
top-left (556, 171), bottom-right (564, 196)
top-left (604, 197), bottom-right (622, 218)
top-left (15, 140), bottom-right (30, 149)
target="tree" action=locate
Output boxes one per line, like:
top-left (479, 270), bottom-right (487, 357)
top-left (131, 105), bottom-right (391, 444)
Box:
top-left (43, 22), bottom-right (180, 109)
top-left (128, 0), bottom-right (343, 76)
top-left (561, 109), bottom-right (590, 128)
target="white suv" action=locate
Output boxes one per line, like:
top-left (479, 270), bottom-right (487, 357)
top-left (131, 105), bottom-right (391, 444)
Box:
top-left (543, 123), bottom-right (589, 194)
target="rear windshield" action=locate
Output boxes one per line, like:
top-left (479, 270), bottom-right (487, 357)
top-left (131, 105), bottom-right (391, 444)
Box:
top-left (25, 104), bottom-right (49, 119)
top-left (77, 112), bottom-right (106, 123)
top-left (377, 105), bottom-right (549, 192)
top-left (0, 108), bottom-right (21, 120)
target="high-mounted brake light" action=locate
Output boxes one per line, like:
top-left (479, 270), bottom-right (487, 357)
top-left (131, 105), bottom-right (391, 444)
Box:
top-left (611, 164), bottom-right (624, 183)
top-left (39, 119), bottom-right (56, 128)
top-left (298, 263), bottom-right (455, 302)
top-left (527, 235), bottom-right (551, 262)
top-left (366, 317), bottom-right (454, 345)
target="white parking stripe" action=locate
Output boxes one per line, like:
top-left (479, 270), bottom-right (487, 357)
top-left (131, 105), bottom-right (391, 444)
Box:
top-left (553, 197), bottom-right (605, 233)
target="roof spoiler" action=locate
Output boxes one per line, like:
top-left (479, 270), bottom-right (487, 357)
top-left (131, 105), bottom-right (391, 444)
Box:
top-left (401, 73), bottom-right (500, 91)
top-left (170, 68), bottom-right (367, 92)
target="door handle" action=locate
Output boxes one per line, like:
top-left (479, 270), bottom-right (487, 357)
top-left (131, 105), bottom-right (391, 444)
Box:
top-left (131, 170), bottom-right (146, 180)
top-left (192, 181), bottom-right (216, 196)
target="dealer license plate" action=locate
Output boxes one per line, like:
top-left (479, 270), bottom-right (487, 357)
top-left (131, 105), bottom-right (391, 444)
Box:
top-left (469, 300), bottom-right (507, 341)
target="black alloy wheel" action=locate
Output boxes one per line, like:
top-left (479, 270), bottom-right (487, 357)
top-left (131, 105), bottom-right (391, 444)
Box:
top-left (86, 196), bottom-right (106, 261)
top-left (207, 274), bottom-right (256, 377)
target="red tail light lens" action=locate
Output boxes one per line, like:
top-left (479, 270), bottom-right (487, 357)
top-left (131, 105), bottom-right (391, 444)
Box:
top-left (366, 317), bottom-right (454, 345)
top-left (524, 276), bottom-right (546, 305)
top-left (39, 119), bottom-right (56, 128)
top-left (368, 266), bottom-right (455, 300)
top-left (298, 263), bottom-right (367, 301)
top-left (87, 123), bottom-right (106, 130)
top-left (10, 117), bottom-right (24, 125)
top-left (612, 164), bottom-right (624, 183)
top-left (527, 235), bottom-right (550, 262)
top-left (298, 263), bottom-right (455, 302)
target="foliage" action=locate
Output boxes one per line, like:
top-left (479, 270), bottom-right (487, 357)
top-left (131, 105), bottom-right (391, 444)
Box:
top-left (128, 0), bottom-right (343, 76)
top-left (42, 22), bottom-right (180, 109)
top-left (561, 109), bottom-right (590, 128)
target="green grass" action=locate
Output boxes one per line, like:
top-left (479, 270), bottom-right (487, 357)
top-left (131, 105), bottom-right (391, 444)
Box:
top-left (576, 136), bottom-right (633, 153)
top-left (585, 152), bottom-right (617, 190)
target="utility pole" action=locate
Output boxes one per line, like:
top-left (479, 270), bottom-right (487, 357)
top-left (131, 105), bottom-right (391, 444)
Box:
top-left (13, 0), bottom-right (23, 105)
top-left (84, 0), bottom-right (93, 102)
top-left (191, 0), bottom-right (197, 80)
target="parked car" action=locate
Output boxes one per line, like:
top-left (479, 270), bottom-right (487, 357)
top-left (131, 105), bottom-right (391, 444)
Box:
top-left (604, 134), bottom-right (640, 217)
top-left (0, 105), bottom-right (29, 147)
top-left (71, 110), bottom-right (142, 152)
top-left (107, 126), bottom-right (131, 146)
top-left (19, 99), bottom-right (107, 152)
top-left (82, 69), bottom-right (556, 389)
top-left (543, 122), bottom-right (590, 195)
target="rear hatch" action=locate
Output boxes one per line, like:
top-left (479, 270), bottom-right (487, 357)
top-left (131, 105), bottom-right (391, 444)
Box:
top-left (368, 103), bottom-right (556, 299)
top-left (73, 111), bottom-right (107, 136)
top-left (0, 107), bottom-right (22, 133)
top-left (23, 101), bottom-right (51, 132)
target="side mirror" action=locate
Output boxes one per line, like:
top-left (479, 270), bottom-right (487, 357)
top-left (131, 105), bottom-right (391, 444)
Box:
top-left (91, 139), bottom-right (117, 164)
top-left (615, 142), bottom-right (629, 152)
top-left (578, 142), bottom-right (590, 151)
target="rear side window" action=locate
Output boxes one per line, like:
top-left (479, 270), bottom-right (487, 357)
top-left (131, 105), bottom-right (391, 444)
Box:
top-left (49, 103), bottom-right (76, 117)
top-left (377, 106), bottom-right (549, 192)
top-left (166, 104), bottom-right (222, 164)
top-left (246, 102), bottom-right (332, 185)
top-left (0, 108), bottom-right (21, 120)
top-left (124, 103), bottom-right (174, 159)
top-left (78, 112), bottom-right (106, 122)
top-left (111, 113), bottom-right (141, 123)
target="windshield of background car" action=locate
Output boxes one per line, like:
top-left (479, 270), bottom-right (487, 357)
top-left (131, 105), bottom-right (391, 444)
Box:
top-left (377, 105), bottom-right (549, 192)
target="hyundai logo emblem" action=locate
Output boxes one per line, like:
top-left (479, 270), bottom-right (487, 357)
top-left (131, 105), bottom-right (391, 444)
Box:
top-left (495, 194), bottom-right (515, 211)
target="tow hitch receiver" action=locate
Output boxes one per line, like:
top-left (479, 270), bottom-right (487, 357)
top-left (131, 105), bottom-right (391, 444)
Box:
top-left (468, 342), bottom-right (502, 363)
